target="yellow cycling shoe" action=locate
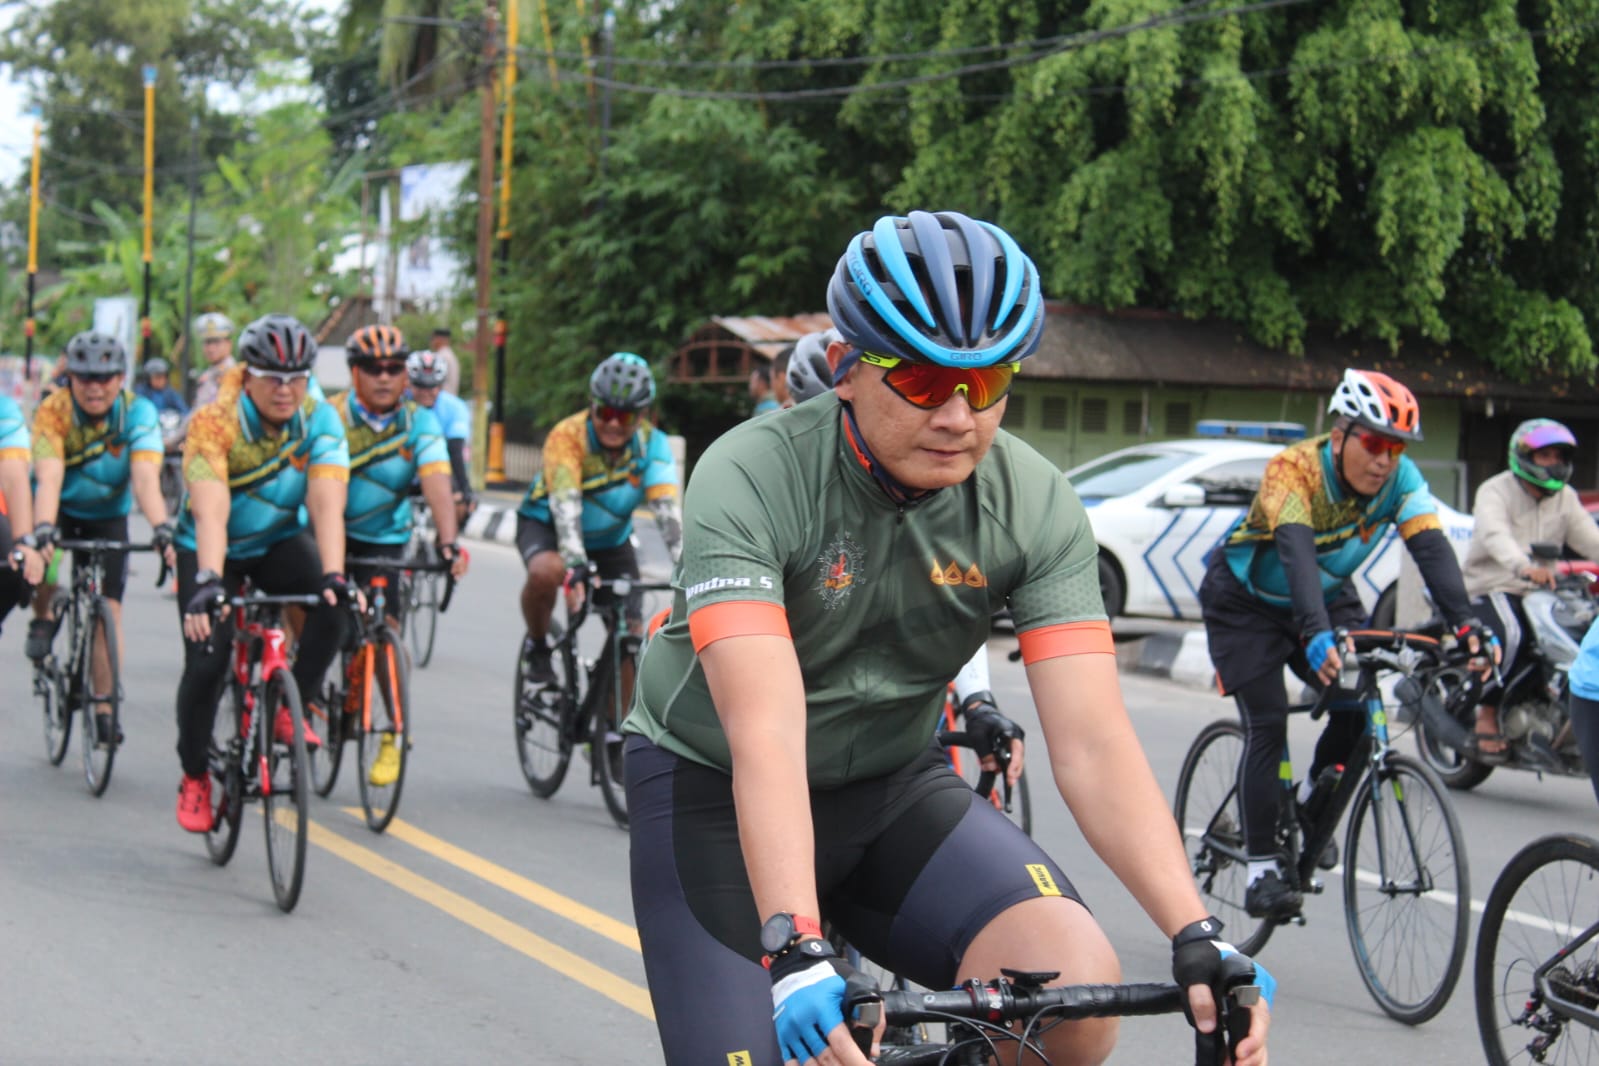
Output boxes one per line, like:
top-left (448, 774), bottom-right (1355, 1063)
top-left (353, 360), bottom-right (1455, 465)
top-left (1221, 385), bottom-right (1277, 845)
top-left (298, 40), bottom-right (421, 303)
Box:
top-left (368, 733), bottom-right (401, 787)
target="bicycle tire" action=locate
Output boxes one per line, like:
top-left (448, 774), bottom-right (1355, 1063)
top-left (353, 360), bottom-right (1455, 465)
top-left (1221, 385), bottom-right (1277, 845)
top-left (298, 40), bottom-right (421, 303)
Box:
top-left (261, 668), bottom-right (309, 913)
top-left (1173, 719), bottom-right (1273, 956)
top-left (1476, 833), bottom-right (1599, 1065)
top-left (309, 656), bottom-right (351, 798)
top-left (410, 570), bottom-right (440, 669)
top-left (1412, 664), bottom-right (1493, 790)
top-left (951, 744), bottom-right (1033, 837)
top-left (39, 591), bottom-right (73, 765)
top-left (1342, 752), bottom-right (1469, 1024)
top-left (357, 629), bottom-right (411, 833)
top-left (205, 684), bottom-right (247, 867)
top-left (591, 644), bottom-right (630, 829)
top-left (515, 624), bottom-right (575, 797)
top-left (79, 596), bottom-right (119, 797)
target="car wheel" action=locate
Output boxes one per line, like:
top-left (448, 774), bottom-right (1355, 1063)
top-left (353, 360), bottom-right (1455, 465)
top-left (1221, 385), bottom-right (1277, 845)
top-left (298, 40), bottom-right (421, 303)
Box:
top-left (1098, 553), bottom-right (1125, 620)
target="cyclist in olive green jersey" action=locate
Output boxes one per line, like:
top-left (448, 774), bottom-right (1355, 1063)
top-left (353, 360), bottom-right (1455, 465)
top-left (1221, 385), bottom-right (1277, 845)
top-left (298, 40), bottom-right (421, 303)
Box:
top-left (624, 211), bottom-right (1272, 1066)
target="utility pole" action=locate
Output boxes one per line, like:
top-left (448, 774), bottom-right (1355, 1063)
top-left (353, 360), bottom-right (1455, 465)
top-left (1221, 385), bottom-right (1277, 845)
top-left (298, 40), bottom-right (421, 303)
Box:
top-left (140, 65), bottom-right (157, 367)
top-left (470, 0), bottom-right (499, 491)
top-left (487, 0), bottom-right (519, 485)
top-left (179, 114), bottom-right (199, 404)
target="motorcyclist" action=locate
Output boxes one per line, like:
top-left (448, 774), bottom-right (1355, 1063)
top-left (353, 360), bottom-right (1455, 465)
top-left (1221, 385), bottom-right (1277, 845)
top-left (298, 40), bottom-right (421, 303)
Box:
top-left (1462, 419), bottom-right (1599, 756)
top-left (135, 358), bottom-right (190, 418)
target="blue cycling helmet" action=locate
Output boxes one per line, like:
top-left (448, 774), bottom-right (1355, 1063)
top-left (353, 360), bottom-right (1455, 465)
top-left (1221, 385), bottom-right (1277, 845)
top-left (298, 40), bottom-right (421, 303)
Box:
top-left (826, 210), bottom-right (1045, 368)
top-left (589, 352), bottom-right (656, 409)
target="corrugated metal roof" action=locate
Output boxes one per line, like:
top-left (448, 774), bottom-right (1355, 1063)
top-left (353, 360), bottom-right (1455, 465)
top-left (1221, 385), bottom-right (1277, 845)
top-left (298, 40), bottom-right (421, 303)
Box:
top-left (709, 314), bottom-right (835, 359)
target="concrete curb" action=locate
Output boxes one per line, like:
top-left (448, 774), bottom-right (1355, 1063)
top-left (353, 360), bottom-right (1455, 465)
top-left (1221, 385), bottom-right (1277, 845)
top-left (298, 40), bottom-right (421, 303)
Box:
top-left (1119, 629), bottom-right (1217, 690)
top-left (462, 498), bottom-right (520, 548)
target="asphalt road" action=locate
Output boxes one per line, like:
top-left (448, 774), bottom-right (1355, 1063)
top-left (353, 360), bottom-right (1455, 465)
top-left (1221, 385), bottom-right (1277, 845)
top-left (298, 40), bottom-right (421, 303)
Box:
top-left (2, 531), bottom-right (1594, 1064)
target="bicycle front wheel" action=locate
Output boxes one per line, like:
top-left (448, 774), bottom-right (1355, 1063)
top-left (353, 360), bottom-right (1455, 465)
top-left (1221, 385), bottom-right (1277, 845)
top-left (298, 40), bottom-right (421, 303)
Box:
top-left (1173, 719), bottom-right (1273, 956)
top-left (357, 629), bottom-right (411, 833)
top-left (261, 668), bottom-right (309, 913)
top-left (1476, 834), bottom-right (1599, 1065)
top-left (309, 659), bottom-right (349, 798)
top-left (409, 570), bottom-right (440, 669)
top-left (205, 684), bottom-right (246, 867)
top-left (1343, 753), bottom-right (1469, 1024)
top-left (79, 597), bottom-right (120, 797)
top-left (590, 646), bottom-right (630, 830)
top-left (515, 625), bottom-right (574, 797)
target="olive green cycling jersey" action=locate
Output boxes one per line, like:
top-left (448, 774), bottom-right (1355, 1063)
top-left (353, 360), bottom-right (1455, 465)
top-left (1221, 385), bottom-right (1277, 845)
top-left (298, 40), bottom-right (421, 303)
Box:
top-left (625, 394), bottom-right (1104, 788)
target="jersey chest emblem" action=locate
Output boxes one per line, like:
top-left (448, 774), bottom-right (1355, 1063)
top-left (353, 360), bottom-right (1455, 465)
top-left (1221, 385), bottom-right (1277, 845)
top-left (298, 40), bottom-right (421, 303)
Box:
top-left (813, 532), bottom-right (865, 610)
top-left (931, 559), bottom-right (986, 588)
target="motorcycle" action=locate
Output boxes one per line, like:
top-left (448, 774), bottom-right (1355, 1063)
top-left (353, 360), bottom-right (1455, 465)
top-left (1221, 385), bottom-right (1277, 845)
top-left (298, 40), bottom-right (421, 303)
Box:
top-left (158, 408), bottom-right (185, 517)
top-left (1403, 542), bottom-right (1597, 790)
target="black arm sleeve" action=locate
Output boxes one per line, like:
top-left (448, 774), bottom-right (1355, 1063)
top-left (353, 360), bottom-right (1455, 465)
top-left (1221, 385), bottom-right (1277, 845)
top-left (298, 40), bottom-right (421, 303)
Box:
top-left (446, 439), bottom-right (471, 497)
top-left (1274, 522), bottom-right (1332, 641)
top-left (1406, 526), bottom-right (1474, 628)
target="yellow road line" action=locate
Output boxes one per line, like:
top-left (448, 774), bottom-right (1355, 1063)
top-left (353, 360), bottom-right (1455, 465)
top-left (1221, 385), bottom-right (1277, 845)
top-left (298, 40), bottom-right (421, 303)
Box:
top-left (343, 809), bottom-right (642, 952)
top-left (307, 819), bottom-right (653, 1019)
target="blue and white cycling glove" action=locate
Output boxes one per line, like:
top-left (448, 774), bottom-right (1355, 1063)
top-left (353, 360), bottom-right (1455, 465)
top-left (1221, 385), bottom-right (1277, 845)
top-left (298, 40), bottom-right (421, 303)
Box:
top-left (769, 939), bottom-right (856, 1062)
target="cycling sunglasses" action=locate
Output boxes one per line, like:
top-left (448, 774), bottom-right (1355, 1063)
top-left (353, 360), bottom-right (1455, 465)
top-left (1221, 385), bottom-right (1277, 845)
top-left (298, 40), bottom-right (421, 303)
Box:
top-left (857, 352), bottom-right (1019, 412)
top-left (246, 366), bottom-right (313, 387)
top-left (1351, 426), bottom-right (1406, 458)
top-left (70, 372), bottom-right (119, 386)
top-left (355, 360), bottom-right (408, 378)
top-left (592, 404), bottom-right (639, 425)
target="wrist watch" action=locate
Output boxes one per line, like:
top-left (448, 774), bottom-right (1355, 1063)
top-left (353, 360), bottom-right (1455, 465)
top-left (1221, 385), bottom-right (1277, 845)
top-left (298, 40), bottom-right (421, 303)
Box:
top-left (760, 912), bottom-right (823, 958)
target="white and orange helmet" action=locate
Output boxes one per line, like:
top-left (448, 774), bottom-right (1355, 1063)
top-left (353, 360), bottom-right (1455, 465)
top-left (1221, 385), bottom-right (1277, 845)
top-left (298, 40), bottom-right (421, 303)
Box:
top-left (1328, 369), bottom-right (1422, 442)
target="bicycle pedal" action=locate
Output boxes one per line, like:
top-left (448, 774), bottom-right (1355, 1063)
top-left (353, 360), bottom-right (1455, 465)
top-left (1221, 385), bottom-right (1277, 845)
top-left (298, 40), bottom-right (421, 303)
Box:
top-left (1286, 912), bottom-right (1307, 926)
top-left (1306, 877), bottom-right (1325, 894)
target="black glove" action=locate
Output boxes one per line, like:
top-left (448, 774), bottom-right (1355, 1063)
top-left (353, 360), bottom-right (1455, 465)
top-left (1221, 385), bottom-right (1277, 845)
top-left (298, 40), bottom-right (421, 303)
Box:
top-left (1171, 916), bottom-right (1275, 1053)
top-left (185, 571), bottom-right (224, 617)
top-left (958, 691), bottom-right (1025, 758)
top-left (151, 520), bottom-right (176, 554)
top-left (32, 522), bottom-right (57, 552)
top-left (563, 561), bottom-right (595, 592)
top-left (1454, 617), bottom-right (1498, 653)
top-left (437, 541), bottom-right (461, 567)
top-left (321, 571), bottom-right (355, 607)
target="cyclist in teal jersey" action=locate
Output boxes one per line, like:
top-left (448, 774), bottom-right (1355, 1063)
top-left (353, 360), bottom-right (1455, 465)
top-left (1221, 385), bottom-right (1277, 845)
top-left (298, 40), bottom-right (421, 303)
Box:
top-left (1199, 369), bottom-right (1495, 920)
top-left (26, 332), bottom-right (176, 744)
top-left (171, 314), bottom-right (355, 833)
top-left (514, 352), bottom-right (682, 686)
top-left (0, 394), bottom-right (44, 634)
top-left (624, 211), bottom-right (1271, 1066)
top-left (405, 349), bottom-right (475, 523)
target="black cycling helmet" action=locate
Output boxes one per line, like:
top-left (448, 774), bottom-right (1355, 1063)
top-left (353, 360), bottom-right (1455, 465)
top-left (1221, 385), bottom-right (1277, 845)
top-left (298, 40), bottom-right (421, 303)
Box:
top-left (237, 314), bottom-right (316, 372)
top-left (141, 357), bottom-right (171, 379)
top-left (1509, 419), bottom-right (1578, 493)
top-left (63, 331), bottom-right (128, 376)
top-left (787, 329), bottom-right (841, 405)
top-left (589, 352), bottom-right (655, 410)
top-left (346, 324), bottom-right (407, 364)
top-left (826, 210), bottom-right (1044, 368)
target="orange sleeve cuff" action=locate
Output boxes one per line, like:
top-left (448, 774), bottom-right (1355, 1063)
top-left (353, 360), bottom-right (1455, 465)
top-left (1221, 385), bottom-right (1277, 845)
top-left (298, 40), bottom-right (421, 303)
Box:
top-left (645, 483), bottom-right (677, 502)
top-left (308, 465), bottom-right (349, 483)
top-left (0, 447), bottom-right (27, 463)
top-left (131, 450), bottom-right (163, 463)
top-left (1398, 513), bottom-right (1443, 539)
top-left (1018, 620), bottom-right (1115, 665)
top-left (417, 461), bottom-right (452, 480)
top-left (688, 600), bottom-right (791, 652)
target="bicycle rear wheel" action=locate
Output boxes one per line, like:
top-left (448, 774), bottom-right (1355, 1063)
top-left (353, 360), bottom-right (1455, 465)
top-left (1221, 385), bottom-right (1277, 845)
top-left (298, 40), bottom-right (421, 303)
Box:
top-left (309, 657), bottom-right (350, 798)
top-left (39, 591), bottom-right (72, 765)
top-left (1172, 719), bottom-right (1273, 956)
top-left (261, 668), bottom-right (309, 913)
top-left (1342, 753), bottom-right (1469, 1024)
top-left (409, 570), bottom-right (440, 669)
top-left (78, 597), bottom-right (119, 797)
top-left (515, 625), bottom-right (575, 797)
top-left (1476, 834), bottom-right (1599, 1065)
top-left (205, 685), bottom-right (246, 867)
top-left (357, 629), bottom-right (410, 833)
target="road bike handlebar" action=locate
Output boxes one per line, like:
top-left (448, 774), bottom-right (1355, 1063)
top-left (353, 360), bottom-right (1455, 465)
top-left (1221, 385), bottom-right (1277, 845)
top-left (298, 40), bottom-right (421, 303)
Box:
top-left (344, 554), bottom-right (461, 613)
top-left (849, 967), bottom-right (1259, 1066)
top-left (937, 727), bottom-right (1017, 812)
top-left (50, 538), bottom-right (170, 588)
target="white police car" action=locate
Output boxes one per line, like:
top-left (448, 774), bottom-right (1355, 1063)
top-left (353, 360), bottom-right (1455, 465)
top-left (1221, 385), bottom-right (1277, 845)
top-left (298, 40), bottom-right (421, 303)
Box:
top-left (1066, 421), bottom-right (1473, 622)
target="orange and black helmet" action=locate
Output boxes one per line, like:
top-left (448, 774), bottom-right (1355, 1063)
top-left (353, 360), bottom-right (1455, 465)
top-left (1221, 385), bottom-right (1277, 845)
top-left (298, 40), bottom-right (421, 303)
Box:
top-left (346, 324), bottom-right (407, 365)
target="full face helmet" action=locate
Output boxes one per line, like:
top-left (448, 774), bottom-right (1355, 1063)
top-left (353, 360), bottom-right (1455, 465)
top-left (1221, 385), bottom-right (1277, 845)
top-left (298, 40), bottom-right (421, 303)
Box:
top-left (1509, 418), bottom-right (1578, 493)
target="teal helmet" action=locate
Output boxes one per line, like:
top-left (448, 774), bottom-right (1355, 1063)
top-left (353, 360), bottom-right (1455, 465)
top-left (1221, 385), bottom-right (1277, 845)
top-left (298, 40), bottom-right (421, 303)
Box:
top-left (1509, 419), bottom-right (1577, 493)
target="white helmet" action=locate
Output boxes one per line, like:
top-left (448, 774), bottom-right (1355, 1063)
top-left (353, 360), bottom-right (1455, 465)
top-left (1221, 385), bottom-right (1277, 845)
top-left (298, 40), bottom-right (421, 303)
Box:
top-left (194, 312), bottom-right (234, 342)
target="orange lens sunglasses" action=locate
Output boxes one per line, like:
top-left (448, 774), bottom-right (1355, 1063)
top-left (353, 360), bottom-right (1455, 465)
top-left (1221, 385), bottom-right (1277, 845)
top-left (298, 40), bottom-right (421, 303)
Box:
top-left (857, 352), bottom-right (1019, 411)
